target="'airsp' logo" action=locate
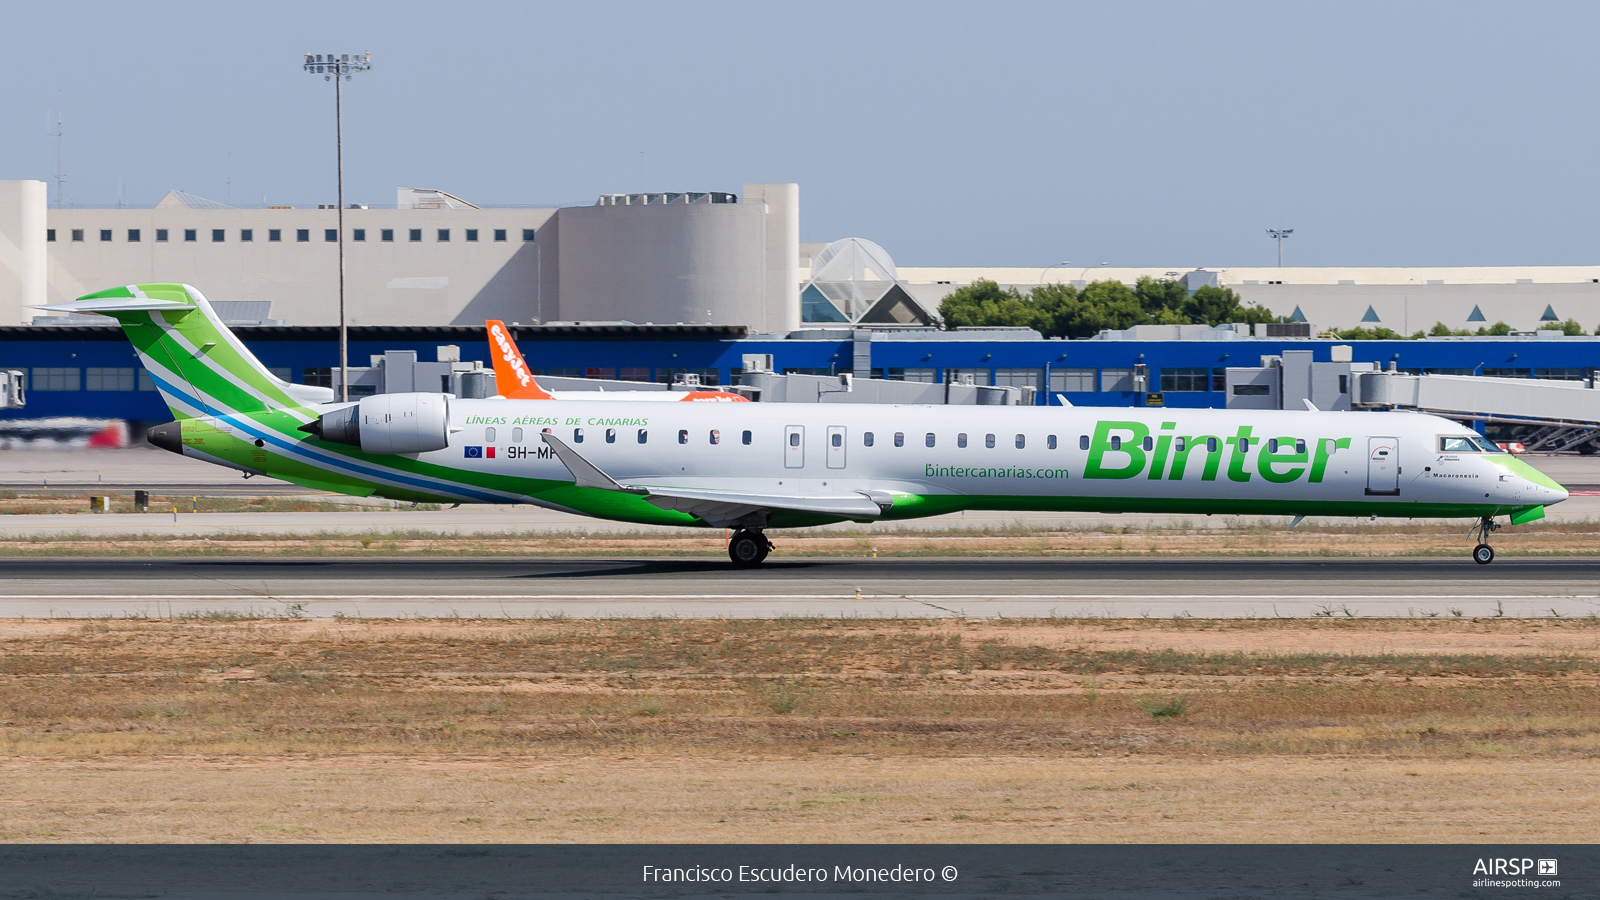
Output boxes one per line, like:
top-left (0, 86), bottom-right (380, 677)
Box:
top-left (1473, 859), bottom-right (1555, 876)
top-left (489, 323), bottom-right (531, 387)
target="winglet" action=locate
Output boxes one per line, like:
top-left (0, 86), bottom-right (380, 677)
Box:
top-left (1054, 393), bottom-right (1073, 407)
top-left (1303, 399), bottom-right (1320, 411)
top-left (486, 320), bottom-right (554, 399)
top-left (539, 430), bottom-right (645, 493)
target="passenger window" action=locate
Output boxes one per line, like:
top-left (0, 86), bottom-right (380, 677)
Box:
top-left (789, 432), bottom-right (800, 447)
top-left (742, 430), bottom-right (752, 445)
top-left (573, 428), bottom-right (583, 443)
top-left (985, 434), bottom-right (996, 449)
top-left (1269, 438), bottom-right (1279, 453)
top-left (864, 432), bottom-right (874, 447)
top-left (1015, 434), bottom-right (1025, 449)
top-left (1176, 437), bottom-right (1187, 452)
top-left (1079, 435), bottom-right (1089, 450)
top-left (678, 429), bottom-right (688, 445)
top-left (512, 427), bottom-right (523, 443)
top-left (710, 429), bottom-right (720, 445)
top-left (1206, 438), bottom-right (1218, 453)
top-left (957, 433), bottom-right (968, 448)
top-left (485, 426), bottom-right (496, 442)
top-left (1110, 436), bottom-right (1121, 450)
top-left (1047, 435), bottom-right (1057, 450)
top-left (1239, 438), bottom-right (1250, 452)
top-left (1296, 439), bottom-right (1306, 454)
top-left (1142, 436), bottom-right (1153, 451)
top-left (638, 429), bottom-right (648, 444)
top-left (925, 433), bottom-right (936, 448)
top-left (894, 432), bottom-right (904, 447)
top-left (606, 428), bottom-right (616, 443)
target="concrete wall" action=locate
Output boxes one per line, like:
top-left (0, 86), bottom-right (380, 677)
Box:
top-left (0, 181), bottom-right (47, 325)
top-left (744, 183), bottom-right (800, 334)
top-left (553, 198), bottom-right (769, 329)
top-left (28, 202), bottom-right (551, 326)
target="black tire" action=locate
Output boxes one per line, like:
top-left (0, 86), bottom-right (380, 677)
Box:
top-left (1473, 543), bottom-right (1495, 565)
top-left (728, 531), bottom-right (766, 568)
top-left (754, 536), bottom-right (771, 563)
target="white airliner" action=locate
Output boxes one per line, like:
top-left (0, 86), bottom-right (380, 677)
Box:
top-left (40, 284), bottom-right (1567, 567)
top-left (485, 319), bottom-right (747, 402)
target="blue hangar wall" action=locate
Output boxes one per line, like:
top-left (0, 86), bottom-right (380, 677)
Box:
top-left (4, 324), bottom-right (1600, 422)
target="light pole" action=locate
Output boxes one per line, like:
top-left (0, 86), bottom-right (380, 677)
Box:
top-left (1038, 261), bottom-right (1071, 285)
top-left (1266, 228), bottom-right (1293, 267)
top-left (304, 51), bottom-right (372, 402)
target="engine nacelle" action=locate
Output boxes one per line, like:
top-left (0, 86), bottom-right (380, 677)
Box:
top-left (301, 393), bottom-right (450, 455)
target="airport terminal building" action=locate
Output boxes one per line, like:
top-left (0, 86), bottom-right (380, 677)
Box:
top-left (6, 177), bottom-right (1600, 431)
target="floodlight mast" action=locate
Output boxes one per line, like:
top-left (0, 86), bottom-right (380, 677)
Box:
top-left (1266, 228), bottom-right (1293, 267)
top-left (303, 51), bottom-right (372, 402)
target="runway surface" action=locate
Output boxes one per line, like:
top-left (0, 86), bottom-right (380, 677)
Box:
top-left (3, 556), bottom-right (1597, 619)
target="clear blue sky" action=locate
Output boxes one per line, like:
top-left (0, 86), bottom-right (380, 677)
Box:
top-left (3, 1), bottom-right (1596, 268)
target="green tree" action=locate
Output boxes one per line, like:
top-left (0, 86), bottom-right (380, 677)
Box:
top-left (1476, 321), bottom-right (1512, 336)
top-left (1330, 325), bottom-right (1410, 340)
top-left (1134, 276), bottom-right (1189, 319)
top-left (1538, 318), bottom-right (1585, 336)
top-left (1429, 322), bottom-right (1471, 336)
top-left (938, 280), bottom-right (1040, 331)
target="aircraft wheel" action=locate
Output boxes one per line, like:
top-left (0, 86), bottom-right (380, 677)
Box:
top-left (1473, 543), bottom-right (1495, 565)
top-left (728, 531), bottom-right (767, 568)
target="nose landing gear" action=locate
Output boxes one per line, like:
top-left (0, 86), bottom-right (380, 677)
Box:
top-left (728, 529), bottom-right (772, 568)
top-left (1472, 516), bottom-right (1499, 565)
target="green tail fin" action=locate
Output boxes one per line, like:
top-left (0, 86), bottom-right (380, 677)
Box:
top-left (35, 283), bottom-right (333, 420)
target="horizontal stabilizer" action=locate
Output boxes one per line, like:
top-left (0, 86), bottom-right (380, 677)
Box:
top-left (31, 298), bottom-right (194, 314)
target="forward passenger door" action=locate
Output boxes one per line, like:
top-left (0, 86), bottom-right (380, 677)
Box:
top-left (1366, 436), bottom-right (1399, 495)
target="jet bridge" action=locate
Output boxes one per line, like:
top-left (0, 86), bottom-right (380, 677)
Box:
top-left (1355, 371), bottom-right (1600, 452)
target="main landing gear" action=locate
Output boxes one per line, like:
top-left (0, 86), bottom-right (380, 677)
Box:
top-left (728, 530), bottom-right (772, 568)
top-left (1472, 516), bottom-right (1499, 565)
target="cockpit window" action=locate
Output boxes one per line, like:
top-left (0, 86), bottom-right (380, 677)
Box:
top-left (1440, 436), bottom-right (1502, 453)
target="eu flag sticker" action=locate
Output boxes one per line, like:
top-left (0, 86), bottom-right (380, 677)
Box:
top-left (464, 446), bottom-right (483, 458)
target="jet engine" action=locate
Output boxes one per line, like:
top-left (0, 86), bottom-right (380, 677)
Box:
top-left (300, 392), bottom-right (450, 455)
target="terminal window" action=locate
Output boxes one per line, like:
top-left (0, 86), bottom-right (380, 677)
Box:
top-left (138, 370), bottom-right (156, 391)
top-left (100, 230), bottom-right (113, 242)
top-left (301, 368), bottom-right (332, 387)
top-left (212, 229), bottom-right (225, 242)
top-left (352, 229), bottom-right (366, 242)
top-left (584, 368), bottom-right (615, 379)
top-left (437, 229), bottom-right (450, 242)
top-left (619, 367), bottom-right (651, 381)
top-left (494, 229), bottom-right (507, 242)
top-left (240, 229), bottom-right (253, 242)
top-left (1101, 368), bottom-right (1135, 392)
top-left (296, 229), bottom-right (310, 242)
top-left (522, 229), bottom-right (536, 241)
top-left (46, 229), bottom-right (55, 242)
top-left (267, 229), bottom-right (281, 242)
top-left (381, 229), bottom-right (394, 242)
top-left (127, 229), bottom-right (141, 242)
top-left (324, 229), bottom-right (337, 242)
top-left (86, 367), bottom-right (135, 391)
top-left (994, 368), bottom-right (1042, 389)
top-left (71, 229), bottom-right (85, 242)
top-left (409, 229), bottom-right (422, 242)
top-left (31, 367), bottom-right (80, 392)
top-left (1159, 367), bottom-right (1210, 392)
top-left (185, 230), bottom-right (198, 242)
top-left (1048, 368), bottom-right (1096, 392)
top-left (465, 229), bottom-right (478, 242)
top-left (155, 229), bottom-right (168, 242)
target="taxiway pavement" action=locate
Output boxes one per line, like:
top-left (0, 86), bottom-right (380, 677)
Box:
top-left (3, 557), bottom-right (1596, 619)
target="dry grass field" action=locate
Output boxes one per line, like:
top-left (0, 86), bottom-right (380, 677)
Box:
top-left (1, 616), bottom-right (1597, 842)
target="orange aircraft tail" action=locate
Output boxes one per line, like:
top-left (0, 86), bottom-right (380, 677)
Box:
top-left (486, 320), bottom-right (554, 399)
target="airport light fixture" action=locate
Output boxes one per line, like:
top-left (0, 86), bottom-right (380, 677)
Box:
top-left (303, 51), bottom-right (373, 401)
top-left (1266, 228), bottom-right (1293, 268)
top-left (1038, 261), bottom-right (1071, 285)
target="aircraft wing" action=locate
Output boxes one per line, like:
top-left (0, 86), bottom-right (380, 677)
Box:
top-left (540, 431), bottom-right (885, 527)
